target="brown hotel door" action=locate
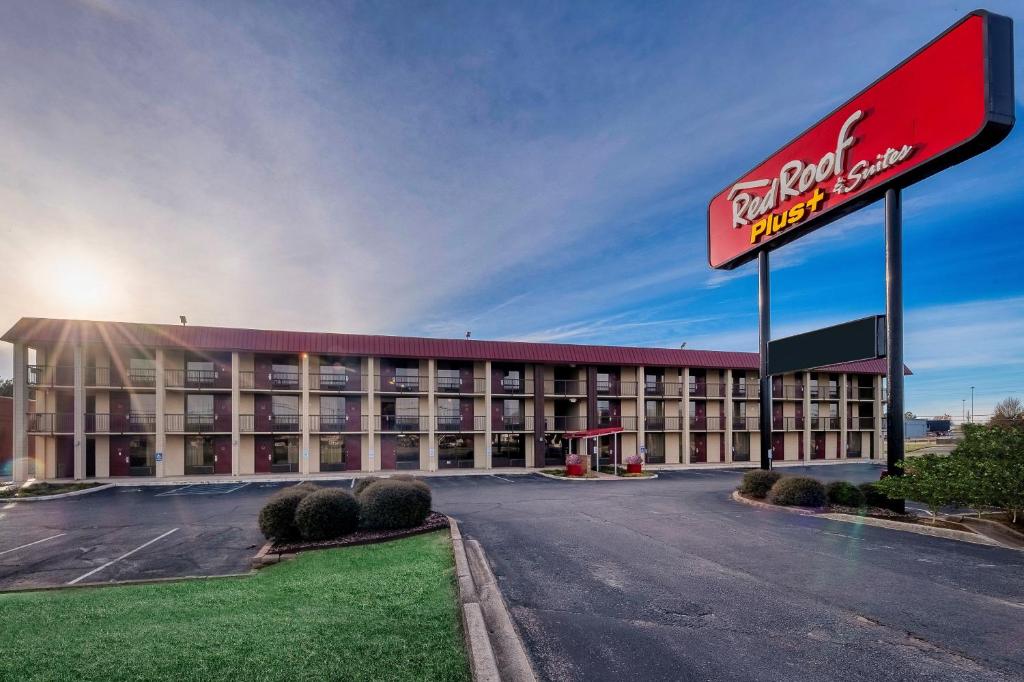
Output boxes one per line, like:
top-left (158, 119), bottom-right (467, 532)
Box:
top-left (255, 436), bottom-right (272, 473)
top-left (812, 433), bottom-right (826, 460)
top-left (214, 436), bottom-right (232, 475)
top-left (771, 433), bottom-right (785, 462)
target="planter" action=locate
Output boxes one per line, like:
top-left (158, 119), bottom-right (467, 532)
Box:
top-left (566, 463), bottom-right (584, 477)
top-left (626, 463), bottom-right (642, 474)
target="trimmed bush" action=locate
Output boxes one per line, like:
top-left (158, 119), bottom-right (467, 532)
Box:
top-left (390, 474), bottom-right (431, 495)
top-left (826, 480), bottom-right (865, 507)
top-left (738, 470), bottom-right (782, 499)
top-left (259, 487), bottom-right (315, 541)
top-left (768, 476), bottom-right (826, 507)
top-left (295, 489), bottom-right (361, 541)
top-left (353, 476), bottom-right (382, 498)
top-left (859, 482), bottom-right (889, 507)
top-left (360, 480), bottom-right (432, 530)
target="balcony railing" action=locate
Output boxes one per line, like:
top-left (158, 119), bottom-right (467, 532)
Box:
top-left (30, 366), bottom-right (158, 389)
top-left (376, 374), bottom-right (428, 393)
top-left (435, 376), bottom-right (487, 394)
top-left (596, 381), bottom-right (638, 396)
top-left (165, 369), bottom-right (230, 390)
top-left (544, 379), bottom-right (587, 397)
top-left (164, 413), bottom-right (231, 433)
top-left (644, 381), bottom-right (684, 397)
top-left (378, 415), bottom-right (430, 432)
top-left (772, 416), bottom-right (805, 431)
top-left (848, 386), bottom-right (875, 401)
top-left (811, 416), bottom-right (841, 430)
top-left (493, 415), bottom-right (535, 432)
top-left (810, 387), bottom-right (840, 400)
top-left (238, 413), bottom-right (302, 432)
top-left (847, 416), bottom-right (875, 430)
top-left (689, 382), bottom-right (727, 398)
top-left (644, 415), bottom-right (681, 431)
top-left (543, 415), bottom-right (587, 431)
top-left (772, 384), bottom-right (805, 400)
top-left (689, 416), bottom-right (724, 431)
top-left (594, 415), bottom-right (638, 430)
top-left (26, 413), bottom-right (74, 433)
top-left (85, 413), bottom-right (156, 433)
top-left (732, 416), bottom-right (760, 431)
top-left (494, 376), bottom-right (534, 395)
top-left (732, 383), bottom-right (760, 399)
top-left (239, 370), bottom-right (303, 391)
top-left (309, 414), bottom-right (368, 432)
top-left (309, 372), bottom-right (363, 392)
top-left (26, 365), bottom-right (75, 387)
top-left (435, 415), bottom-right (486, 432)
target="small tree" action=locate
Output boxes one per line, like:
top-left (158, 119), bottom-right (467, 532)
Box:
top-left (875, 455), bottom-right (960, 524)
top-left (990, 397), bottom-right (1024, 429)
top-left (0, 378), bottom-right (12, 398)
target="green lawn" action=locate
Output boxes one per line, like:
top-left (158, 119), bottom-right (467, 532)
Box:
top-left (0, 532), bottom-right (470, 682)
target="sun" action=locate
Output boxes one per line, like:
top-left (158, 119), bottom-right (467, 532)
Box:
top-left (44, 257), bottom-right (113, 313)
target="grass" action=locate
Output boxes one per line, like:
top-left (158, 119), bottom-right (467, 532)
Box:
top-left (598, 465), bottom-right (656, 478)
top-left (0, 532), bottom-right (469, 682)
top-left (0, 481), bottom-right (103, 497)
top-left (540, 467), bottom-right (600, 479)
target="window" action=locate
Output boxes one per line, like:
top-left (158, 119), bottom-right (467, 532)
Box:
top-left (395, 397), bottom-right (419, 430)
top-left (503, 400), bottom-right (522, 429)
top-left (272, 395), bottom-right (300, 430)
top-left (321, 396), bottom-right (346, 429)
top-left (320, 435), bottom-right (347, 471)
top-left (437, 368), bottom-right (461, 392)
top-left (597, 400), bottom-right (611, 425)
top-left (846, 432), bottom-right (862, 457)
top-left (185, 436), bottom-right (215, 474)
top-left (396, 434), bottom-right (420, 469)
top-left (130, 393), bottom-right (156, 415)
top-left (501, 370), bottom-right (521, 391)
top-left (395, 366), bottom-right (420, 391)
top-left (319, 358), bottom-right (350, 388)
top-left (491, 434), bottom-right (525, 467)
top-left (596, 372), bottom-right (611, 393)
top-left (128, 357), bottom-right (155, 385)
top-left (810, 402), bottom-right (820, 419)
top-left (644, 433), bottom-right (666, 464)
top-left (732, 432), bottom-right (751, 462)
top-left (271, 360), bottom-right (299, 387)
top-left (272, 436), bottom-right (299, 471)
top-left (186, 394), bottom-right (214, 431)
top-left (438, 434), bottom-right (474, 469)
top-left (437, 398), bottom-right (460, 430)
top-left (186, 359), bottom-right (215, 385)
top-left (128, 436), bottom-right (154, 473)
top-left (645, 372), bottom-right (662, 394)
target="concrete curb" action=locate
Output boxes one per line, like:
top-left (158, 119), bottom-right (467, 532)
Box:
top-left (647, 460), bottom-right (885, 472)
top-left (730, 490), bottom-right (825, 514)
top-left (449, 517), bottom-right (537, 682)
top-left (820, 513), bottom-right (1014, 549)
top-left (0, 483), bottom-right (115, 502)
top-left (536, 471), bottom-right (658, 482)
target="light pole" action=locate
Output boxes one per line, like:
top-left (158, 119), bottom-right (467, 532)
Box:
top-left (962, 399), bottom-right (966, 423)
top-left (970, 386), bottom-right (975, 424)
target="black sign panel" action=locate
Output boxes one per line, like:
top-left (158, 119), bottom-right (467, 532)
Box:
top-left (768, 315), bottom-right (885, 376)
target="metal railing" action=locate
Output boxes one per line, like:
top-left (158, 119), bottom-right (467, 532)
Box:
top-left (493, 415), bottom-right (535, 432)
top-left (30, 365), bottom-right (158, 389)
top-left (164, 413), bottom-right (230, 433)
top-left (689, 416), bottom-right (724, 431)
top-left (772, 384), bottom-right (805, 400)
top-left (644, 381), bottom-right (684, 397)
top-left (809, 386), bottom-right (840, 400)
top-left (26, 365), bottom-right (74, 387)
top-left (593, 415), bottom-right (638, 430)
top-left (732, 383), bottom-right (760, 399)
top-left (544, 379), bottom-right (587, 396)
top-left (376, 374), bottom-right (429, 393)
top-left (237, 413), bottom-right (302, 432)
top-left (26, 413), bottom-right (74, 433)
top-left (493, 376), bottom-right (534, 395)
top-left (848, 386), bottom-right (875, 401)
top-left (435, 415), bottom-right (486, 432)
top-left (164, 368), bottom-right (230, 389)
top-left (595, 380), bottom-right (638, 396)
top-left (239, 370), bottom-right (303, 390)
top-left (772, 416), bottom-right (805, 431)
top-left (644, 415), bottom-right (682, 431)
top-left (689, 382), bottom-right (727, 398)
top-left (309, 414), bottom-right (368, 432)
top-left (732, 416), bottom-right (760, 431)
top-left (309, 372), bottom-right (364, 391)
top-left (811, 416), bottom-right (841, 430)
top-left (847, 416), bottom-right (875, 430)
top-left (543, 415), bottom-right (587, 431)
top-left (378, 415), bottom-right (430, 432)
top-left (435, 376), bottom-right (487, 394)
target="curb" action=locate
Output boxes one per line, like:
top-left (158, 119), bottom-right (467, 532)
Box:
top-left (449, 517), bottom-right (536, 682)
top-left (820, 513), bottom-right (1014, 549)
top-left (536, 471), bottom-right (658, 482)
top-left (730, 490), bottom-right (825, 514)
top-left (0, 483), bottom-right (115, 502)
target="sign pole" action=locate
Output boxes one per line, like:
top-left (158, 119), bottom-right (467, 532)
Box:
top-left (758, 250), bottom-right (772, 470)
top-left (885, 188), bottom-right (906, 512)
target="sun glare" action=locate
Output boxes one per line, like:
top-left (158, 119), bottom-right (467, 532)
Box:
top-left (45, 257), bottom-right (113, 313)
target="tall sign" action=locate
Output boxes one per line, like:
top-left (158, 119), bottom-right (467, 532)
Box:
top-left (706, 10), bottom-right (1014, 490)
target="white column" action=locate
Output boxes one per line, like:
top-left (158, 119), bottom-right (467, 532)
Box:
top-left (484, 360), bottom-right (492, 469)
top-left (724, 369), bottom-right (733, 463)
top-left (427, 358), bottom-right (436, 472)
top-left (231, 352), bottom-right (240, 476)
top-left (839, 372), bottom-right (849, 459)
top-left (73, 345), bottom-right (85, 480)
top-left (681, 368), bottom-right (690, 465)
top-left (155, 349), bottom-right (166, 478)
top-left (802, 372), bottom-right (812, 459)
top-left (636, 365), bottom-right (645, 462)
top-left (12, 342), bottom-right (29, 481)
top-left (874, 375), bottom-right (883, 461)
top-left (366, 357), bottom-right (376, 472)
top-left (301, 354), bottom-right (310, 475)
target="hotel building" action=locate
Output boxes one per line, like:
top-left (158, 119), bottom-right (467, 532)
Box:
top-left (3, 318), bottom-right (889, 481)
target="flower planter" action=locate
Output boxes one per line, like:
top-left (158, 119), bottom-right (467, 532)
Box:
top-left (626, 463), bottom-right (642, 474)
top-left (566, 463), bottom-right (584, 477)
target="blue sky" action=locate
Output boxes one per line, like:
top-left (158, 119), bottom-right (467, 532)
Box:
top-left (1, 0), bottom-right (1022, 419)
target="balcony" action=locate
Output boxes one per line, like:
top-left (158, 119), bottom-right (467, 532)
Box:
top-left (26, 413), bottom-right (73, 433)
top-left (377, 374), bottom-right (428, 393)
top-left (165, 368), bottom-right (230, 390)
top-left (772, 416), bottom-right (805, 431)
top-left (309, 414), bottom-right (367, 433)
top-left (494, 376), bottom-right (533, 395)
top-left (849, 386), bottom-right (875, 401)
top-left (435, 415), bottom-right (486, 432)
top-left (238, 413), bottom-right (302, 433)
top-left (772, 384), bottom-right (805, 400)
top-left (593, 415), bottom-right (638, 430)
top-left (810, 387), bottom-right (840, 400)
top-left (88, 413), bottom-right (156, 433)
top-left (544, 379), bottom-right (587, 397)
top-left (543, 415), bottom-right (587, 432)
top-left (378, 415), bottom-right (430, 432)
top-left (732, 383), bottom-right (760, 399)
top-left (689, 382), bottom-right (727, 398)
top-left (596, 380), bottom-right (637, 396)
top-left (732, 416), bottom-right (760, 431)
top-left (645, 381), bottom-right (683, 397)
top-left (239, 370), bottom-right (302, 391)
top-left (643, 415), bottom-right (682, 431)
top-left (493, 415), bottom-right (535, 432)
top-left (848, 416), bottom-right (875, 430)
top-left (689, 416), bottom-right (724, 431)
top-left (26, 365), bottom-right (74, 387)
top-left (435, 376), bottom-right (487, 394)
top-left (165, 413), bottom-right (231, 433)
top-left (309, 372), bottom-right (363, 392)
top-left (811, 416), bottom-right (841, 430)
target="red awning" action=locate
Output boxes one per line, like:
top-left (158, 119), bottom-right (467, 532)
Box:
top-left (564, 426), bottom-right (624, 438)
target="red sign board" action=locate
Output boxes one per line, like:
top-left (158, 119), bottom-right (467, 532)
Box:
top-left (708, 10), bottom-right (1014, 270)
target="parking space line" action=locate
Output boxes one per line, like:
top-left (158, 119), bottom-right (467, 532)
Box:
top-left (0, 533), bottom-right (66, 556)
top-left (491, 475), bottom-right (515, 483)
top-left (155, 485), bottom-right (192, 497)
top-left (66, 528), bottom-right (179, 585)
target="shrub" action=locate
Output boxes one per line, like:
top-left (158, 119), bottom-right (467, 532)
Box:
top-left (259, 487), bottom-right (315, 541)
top-left (768, 476), bottom-right (826, 507)
top-left (626, 454), bottom-right (643, 466)
top-left (359, 480), bottom-right (432, 530)
top-left (295, 488), bottom-right (361, 541)
top-left (738, 470), bottom-right (782, 499)
top-left (353, 476), bottom-right (382, 498)
top-left (390, 474), bottom-right (431, 494)
top-left (826, 481), bottom-right (865, 507)
top-left (859, 482), bottom-right (889, 507)
top-left (566, 454), bottom-right (581, 466)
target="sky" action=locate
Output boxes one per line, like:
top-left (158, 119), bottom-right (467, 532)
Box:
top-left (1, 0), bottom-right (1023, 419)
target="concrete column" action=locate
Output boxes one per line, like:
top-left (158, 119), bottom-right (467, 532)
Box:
top-left (231, 352), bottom-right (240, 476)
top-left (154, 349), bottom-right (166, 477)
top-left (682, 368), bottom-right (690, 464)
top-left (839, 372), bottom-right (849, 459)
top-left (12, 343), bottom-right (29, 481)
top-left (366, 357), bottom-right (376, 472)
top-left (874, 375), bottom-right (883, 461)
top-left (301, 354), bottom-right (310, 475)
top-left (427, 358), bottom-right (436, 472)
top-left (724, 369), bottom-right (733, 463)
top-left (73, 345), bottom-right (85, 480)
top-left (636, 365), bottom-right (645, 462)
top-left (802, 372), bottom-right (812, 459)
top-left (484, 361), bottom-right (492, 469)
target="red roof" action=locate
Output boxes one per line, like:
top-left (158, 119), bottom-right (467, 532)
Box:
top-left (0, 317), bottom-right (903, 374)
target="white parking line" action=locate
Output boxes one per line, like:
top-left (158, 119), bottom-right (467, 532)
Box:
top-left (66, 528), bottom-right (179, 585)
top-left (0, 533), bottom-right (66, 556)
top-left (491, 475), bottom-right (515, 483)
top-left (155, 485), bottom-right (192, 497)
top-left (350, 479), bottom-right (355, 488)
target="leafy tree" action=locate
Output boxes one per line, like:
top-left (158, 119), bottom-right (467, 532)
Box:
top-left (875, 455), bottom-right (963, 523)
top-left (0, 378), bottom-right (12, 398)
top-left (990, 397), bottom-right (1024, 429)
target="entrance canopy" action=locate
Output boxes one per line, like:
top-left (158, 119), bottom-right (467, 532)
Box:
top-left (565, 426), bottom-right (624, 439)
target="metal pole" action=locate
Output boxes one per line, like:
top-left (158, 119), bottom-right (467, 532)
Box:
top-left (758, 250), bottom-right (772, 470)
top-left (970, 386), bottom-right (975, 423)
top-left (885, 188), bottom-right (905, 513)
